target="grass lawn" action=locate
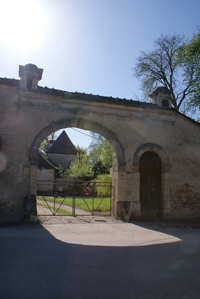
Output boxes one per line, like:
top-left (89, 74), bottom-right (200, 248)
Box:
top-left (37, 196), bottom-right (111, 212)
top-left (37, 202), bottom-right (72, 215)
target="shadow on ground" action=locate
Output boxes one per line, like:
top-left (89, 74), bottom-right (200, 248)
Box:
top-left (0, 222), bottom-right (200, 299)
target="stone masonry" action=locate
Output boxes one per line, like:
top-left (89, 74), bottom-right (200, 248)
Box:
top-left (1, 64), bottom-right (200, 223)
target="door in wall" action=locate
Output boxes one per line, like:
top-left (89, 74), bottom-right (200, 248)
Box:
top-left (140, 151), bottom-right (162, 219)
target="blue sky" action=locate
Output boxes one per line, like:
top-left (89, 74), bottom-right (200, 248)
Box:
top-left (0, 0), bottom-right (199, 148)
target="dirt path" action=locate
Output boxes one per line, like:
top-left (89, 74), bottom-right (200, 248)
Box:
top-left (37, 199), bottom-right (115, 225)
top-left (37, 199), bottom-right (91, 216)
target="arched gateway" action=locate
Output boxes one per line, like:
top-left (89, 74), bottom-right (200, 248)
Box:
top-left (1, 64), bottom-right (200, 224)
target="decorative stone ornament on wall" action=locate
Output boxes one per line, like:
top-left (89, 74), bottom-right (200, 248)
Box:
top-left (19, 63), bottom-right (43, 90)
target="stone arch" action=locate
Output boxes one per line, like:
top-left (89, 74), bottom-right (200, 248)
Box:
top-left (28, 118), bottom-right (126, 197)
top-left (29, 118), bottom-right (125, 167)
top-left (132, 143), bottom-right (171, 219)
top-left (133, 143), bottom-right (170, 172)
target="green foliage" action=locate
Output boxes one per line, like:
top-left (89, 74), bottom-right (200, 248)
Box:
top-left (176, 29), bottom-right (200, 110)
top-left (40, 139), bottom-right (48, 155)
top-left (133, 34), bottom-right (185, 110)
top-left (133, 34), bottom-right (198, 112)
top-left (64, 134), bottom-right (113, 180)
top-left (67, 146), bottom-right (94, 179)
top-left (37, 202), bottom-right (72, 215)
top-left (55, 165), bottom-right (67, 178)
top-left (95, 174), bottom-right (112, 197)
top-left (76, 145), bottom-right (87, 157)
top-left (40, 132), bottom-right (58, 156)
top-left (89, 134), bottom-right (113, 175)
top-left (101, 140), bottom-right (113, 169)
top-left (92, 160), bottom-right (109, 176)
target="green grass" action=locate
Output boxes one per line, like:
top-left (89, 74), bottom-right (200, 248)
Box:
top-left (37, 196), bottom-right (111, 212)
top-left (37, 202), bottom-right (72, 215)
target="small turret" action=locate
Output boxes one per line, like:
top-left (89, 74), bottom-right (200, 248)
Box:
top-left (19, 64), bottom-right (43, 90)
top-left (149, 87), bottom-right (172, 108)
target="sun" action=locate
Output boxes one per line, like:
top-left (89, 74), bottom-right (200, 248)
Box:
top-left (0, 0), bottom-right (45, 51)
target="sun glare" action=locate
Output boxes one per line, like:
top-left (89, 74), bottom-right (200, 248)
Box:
top-left (0, 0), bottom-right (45, 51)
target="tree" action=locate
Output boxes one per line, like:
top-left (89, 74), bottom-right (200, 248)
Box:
top-left (40, 138), bottom-right (49, 155)
top-left (95, 173), bottom-right (112, 197)
top-left (67, 146), bottom-right (93, 179)
top-left (133, 34), bottom-right (195, 112)
top-left (60, 135), bottom-right (113, 180)
top-left (40, 132), bottom-right (58, 155)
top-left (176, 29), bottom-right (200, 110)
top-left (89, 133), bottom-right (113, 175)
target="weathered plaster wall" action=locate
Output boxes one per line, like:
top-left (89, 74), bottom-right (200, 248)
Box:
top-left (47, 153), bottom-right (76, 171)
top-left (37, 168), bottom-right (54, 193)
top-left (167, 114), bottom-right (200, 219)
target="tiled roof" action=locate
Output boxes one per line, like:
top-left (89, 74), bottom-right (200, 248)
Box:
top-left (0, 77), bottom-right (170, 109)
top-left (0, 77), bottom-right (19, 87)
top-left (47, 130), bottom-right (78, 155)
top-left (0, 77), bottom-right (199, 127)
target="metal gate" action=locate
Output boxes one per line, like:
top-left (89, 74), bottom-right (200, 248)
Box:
top-left (37, 180), bottom-right (112, 216)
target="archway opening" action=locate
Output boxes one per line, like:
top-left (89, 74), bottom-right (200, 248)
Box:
top-left (28, 118), bottom-right (125, 219)
top-left (36, 127), bottom-right (115, 218)
top-left (140, 151), bottom-right (162, 219)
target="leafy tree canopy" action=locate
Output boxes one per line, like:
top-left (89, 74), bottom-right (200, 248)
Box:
top-left (89, 133), bottom-right (113, 175)
top-left (67, 145), bottom-right (93, 179)
top-left (94, 173), bottom-right (112, 197)
top-left (133, 33), bottom-right (199, 113)
top-left (176, 29), bottom-right (200, 111)
top-left (49, 133), bottom-right (113, 180)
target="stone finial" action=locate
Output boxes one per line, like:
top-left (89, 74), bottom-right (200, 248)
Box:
top-left (149, 87), bottom-right (172, 108)
top-left (19, 64), bottom-right (43, 90)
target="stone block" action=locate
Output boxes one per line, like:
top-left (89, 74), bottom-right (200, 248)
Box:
top-left (163, 208), bottom-right (171, 219)
top-left (29, 176), bottom-right (37, 188)
top-left (25, 194), bottom-right (37, 214)
top-left (129, 201), bottom-right (141, 220)
top-left (163, 187), bottom-right (170, 197)
top-left (130, 201), bottom-right (141, 212)
top-left (2, 64), bottom-right (200, 222)
top-left (24, 194), bottom-right (37, 222)
top-left (133, 172), bottom-right (140, 180)
top-left (163, 200), bottom-right (171, 210)
top-left (163, 172), bottom-right (170, 181)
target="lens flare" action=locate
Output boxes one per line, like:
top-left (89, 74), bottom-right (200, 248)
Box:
top-left (0, 0), bottom-right (45, 51)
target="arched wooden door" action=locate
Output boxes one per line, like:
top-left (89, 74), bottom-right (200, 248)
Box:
top-left (140, 151), bottom-right (162, 219)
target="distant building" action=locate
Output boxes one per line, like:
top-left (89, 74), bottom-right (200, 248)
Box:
top-left (47, 130), bottom-right (78, 171)
top-left (37, 131), bottom-right (78, 195)
top-left (37, 151), bottom-right (57, 194)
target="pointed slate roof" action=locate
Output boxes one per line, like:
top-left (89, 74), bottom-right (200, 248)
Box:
top-left (47, 130), bottom-right (78, 155)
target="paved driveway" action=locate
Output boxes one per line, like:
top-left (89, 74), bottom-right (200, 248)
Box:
top-left (38, 214), bottom-right (182, 247)
top-left (0, 219), bottom-right (200, 299)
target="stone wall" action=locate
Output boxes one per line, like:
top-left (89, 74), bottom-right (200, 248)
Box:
top-left (171, 183), bottom-right (200, 219)
top-left (1, 72), bottom-right (200, 222)
top-left (37, 168), bottom-right (54, 194)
